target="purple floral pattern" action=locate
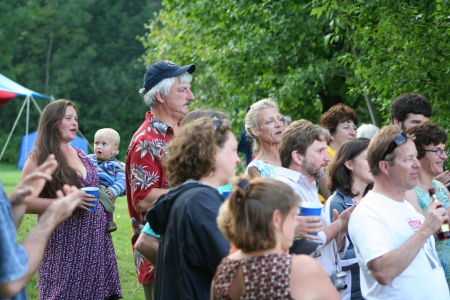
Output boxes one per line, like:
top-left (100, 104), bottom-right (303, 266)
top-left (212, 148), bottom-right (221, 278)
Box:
top-left (38, 147), bottom-right (121, 300)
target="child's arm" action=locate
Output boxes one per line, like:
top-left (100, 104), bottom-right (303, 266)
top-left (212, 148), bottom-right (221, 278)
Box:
top-left (106, 161), bottom-right (126, 197)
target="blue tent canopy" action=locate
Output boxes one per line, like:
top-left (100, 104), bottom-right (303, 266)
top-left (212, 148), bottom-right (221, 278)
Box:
top-left (17, 131), bottom-right (89, 170)
top-left (0, 74), bottom-right (49, 99)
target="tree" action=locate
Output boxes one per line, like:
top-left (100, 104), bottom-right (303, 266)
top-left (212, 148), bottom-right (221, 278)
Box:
top-left (140, 0), bottom-right (367, 133)
top-left (313, 0), bottom-right (450, 128)
top-left (0, 0), bottom-right (162, 163)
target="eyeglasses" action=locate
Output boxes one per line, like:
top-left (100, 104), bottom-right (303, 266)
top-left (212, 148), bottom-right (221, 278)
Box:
top-left (425, 148), bottom-right (449, 156)
top-left (381, 131), bottom-right (408, 160)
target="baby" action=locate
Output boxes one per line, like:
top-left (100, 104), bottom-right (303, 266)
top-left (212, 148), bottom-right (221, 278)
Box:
top-left (87, 128), bottom-right (126, 232)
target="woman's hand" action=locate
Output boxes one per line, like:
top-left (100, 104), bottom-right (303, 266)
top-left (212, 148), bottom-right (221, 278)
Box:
top-left (435, 170), bottom-right (450, 187)
top-left (78, 191), bottom-right (97, 211)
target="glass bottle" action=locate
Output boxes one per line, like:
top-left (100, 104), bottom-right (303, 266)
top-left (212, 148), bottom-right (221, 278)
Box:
top-left (429, 188), bottom-right (450, 241)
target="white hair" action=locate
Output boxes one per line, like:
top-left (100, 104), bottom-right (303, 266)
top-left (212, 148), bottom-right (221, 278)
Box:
top-left (357, 123), bottom-right (379, 139)
top-left (143, 72), bottom-right (192, 107)
top-left (244, 98), bottom-right (279, 153)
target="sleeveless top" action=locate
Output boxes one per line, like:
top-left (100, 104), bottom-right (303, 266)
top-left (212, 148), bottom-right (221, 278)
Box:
top-left (38, 147), bottom-right (121, 299)
top-left (414, 180), bottom-right (450, 288)
top-left (245, 160), bottom-right (277, 178)
top-left (212, 253), bottom-right (294, 300)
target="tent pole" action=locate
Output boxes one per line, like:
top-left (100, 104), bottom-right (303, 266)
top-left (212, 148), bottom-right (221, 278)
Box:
top-left (31, 96), bottom-right (42, 114)
top-left (25, 96), bottom-right (30, 161)
top-left (0, 98), bottom-right (27, 161)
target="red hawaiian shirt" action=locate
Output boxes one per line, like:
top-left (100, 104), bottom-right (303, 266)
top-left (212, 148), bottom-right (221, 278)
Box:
top-left (126, 112), bottom-right (175, 284)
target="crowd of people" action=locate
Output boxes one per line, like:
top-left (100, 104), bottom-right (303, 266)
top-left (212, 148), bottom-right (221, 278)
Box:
top-left (2, 59), bottom-right (450, 300)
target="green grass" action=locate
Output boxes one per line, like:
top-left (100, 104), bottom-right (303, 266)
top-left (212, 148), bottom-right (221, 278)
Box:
top-left (1, 163), bottom-right (144, 299)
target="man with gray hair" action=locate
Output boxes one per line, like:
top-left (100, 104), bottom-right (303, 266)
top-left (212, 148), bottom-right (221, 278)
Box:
top-left (125, 60), bottom-right (195, 299)
top-left (349, 125), bottom-right (449, 299)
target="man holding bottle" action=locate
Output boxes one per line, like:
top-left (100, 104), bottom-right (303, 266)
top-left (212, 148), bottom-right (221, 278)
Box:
top-left (349, 125), bottom-right (450, 300)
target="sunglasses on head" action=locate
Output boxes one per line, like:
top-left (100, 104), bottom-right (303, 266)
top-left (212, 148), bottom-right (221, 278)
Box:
top-left (381, 131), bottom-right (408, 160)
top-left (213, 117), bottom-right (222, 131)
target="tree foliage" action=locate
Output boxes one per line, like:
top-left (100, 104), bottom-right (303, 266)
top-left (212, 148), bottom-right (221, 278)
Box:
top-left (0, 0), bottom-right (162, 163)
top-left (140, 0), bottom-right (365, 133)
top-left (313, 0), bottom-right (450, 129)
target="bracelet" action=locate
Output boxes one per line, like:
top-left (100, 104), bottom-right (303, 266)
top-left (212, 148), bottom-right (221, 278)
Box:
top-left (336, 220), bottom-right (341, 235)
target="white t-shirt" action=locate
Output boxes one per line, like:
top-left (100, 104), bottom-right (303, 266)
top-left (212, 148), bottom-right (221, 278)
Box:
top-left (349, 191), bottom-right (449, 300)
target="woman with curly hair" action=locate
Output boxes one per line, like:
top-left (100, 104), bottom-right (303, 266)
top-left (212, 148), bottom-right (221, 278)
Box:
top-left (320, 104), bottom-right (358, 160)
top-left (319, 103), bottom-right (359, 199)
top-left (405, 123), bottom-right (450, 287)
top-left (146, 116), bottom-right (241, 300)
top-left (211, 177), bottom-right (339, 300)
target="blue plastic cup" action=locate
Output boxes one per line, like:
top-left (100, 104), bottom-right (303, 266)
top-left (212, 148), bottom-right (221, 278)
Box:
top-left (299, 202), bottom-right (323, 236)
top-left (81, 187), bottom-right (99, 211)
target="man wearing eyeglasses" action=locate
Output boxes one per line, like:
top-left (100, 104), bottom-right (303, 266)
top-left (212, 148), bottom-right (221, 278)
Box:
top-left (349, 125), bottom-right (450, 300)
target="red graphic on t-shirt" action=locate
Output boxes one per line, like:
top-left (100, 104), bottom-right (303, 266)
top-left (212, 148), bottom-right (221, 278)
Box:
top-left (407, 218), bottom-right (423, 231)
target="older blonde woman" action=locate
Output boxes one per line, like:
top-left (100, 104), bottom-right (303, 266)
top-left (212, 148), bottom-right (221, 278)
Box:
top-left (245, 98), bottom-right (284, 178)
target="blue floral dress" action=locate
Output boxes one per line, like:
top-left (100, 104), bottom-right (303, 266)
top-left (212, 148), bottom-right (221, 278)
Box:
top-left (415, 180), bottom-right (450, 288)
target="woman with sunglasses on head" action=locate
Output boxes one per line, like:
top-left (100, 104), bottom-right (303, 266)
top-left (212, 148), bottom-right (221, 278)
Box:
top-left (146, 116), bottom-right (241, 300)
top-left (211, 177), bottom-right (339, 300)
top-left (405, 123), bottom-right (450, 287)
top-left (327, 138), bottom-right (374, 300)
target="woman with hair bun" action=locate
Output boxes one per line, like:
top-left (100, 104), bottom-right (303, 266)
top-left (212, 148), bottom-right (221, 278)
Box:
top-left (211, 177), bottom-right (339, 300)
top-left (146, 116), bottom-right (241, 300)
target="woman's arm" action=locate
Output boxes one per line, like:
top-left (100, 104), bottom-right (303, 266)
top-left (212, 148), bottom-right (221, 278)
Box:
top-left (22, 157), bottom-right (95, 214)
top-left (247, 166), bottom-right (261, 179)
top-left (290, 254), bottom-right (340, 300)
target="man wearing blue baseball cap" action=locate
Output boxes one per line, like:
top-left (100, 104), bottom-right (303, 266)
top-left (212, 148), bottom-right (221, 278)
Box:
top-left (125, 60), bottom-right (195, 300)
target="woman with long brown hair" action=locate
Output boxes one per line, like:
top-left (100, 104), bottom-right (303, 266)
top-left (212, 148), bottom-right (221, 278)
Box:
top-left (327, 138), bottom-right (373, 300)
top-left (22, 99), bottom-right (121, 299)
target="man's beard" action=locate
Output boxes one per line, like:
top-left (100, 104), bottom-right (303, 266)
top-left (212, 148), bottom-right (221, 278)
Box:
top-left (304, 157), bottom-right (328, 180)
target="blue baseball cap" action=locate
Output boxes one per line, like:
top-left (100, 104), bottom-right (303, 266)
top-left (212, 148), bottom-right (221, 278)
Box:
top-left (141, 60), bottom-right (196, 94)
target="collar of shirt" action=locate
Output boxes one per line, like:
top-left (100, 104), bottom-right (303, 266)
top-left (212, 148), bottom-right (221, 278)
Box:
top-left (274, 167), bottom-right (318, 203)
top-left (145, 112), bottom-right (179, 137)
